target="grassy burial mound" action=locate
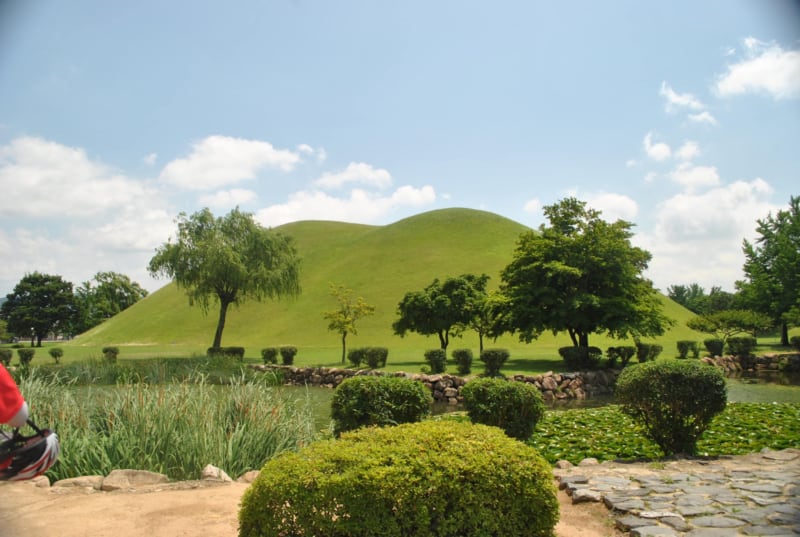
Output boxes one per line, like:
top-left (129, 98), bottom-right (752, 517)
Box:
top-left (71, 208), bottom-right (699, 367)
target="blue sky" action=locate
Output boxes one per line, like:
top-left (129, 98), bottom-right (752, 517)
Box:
top-left (1, 0), bottom-right (798, 297)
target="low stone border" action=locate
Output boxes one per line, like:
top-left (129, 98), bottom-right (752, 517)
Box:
top-left (249, 364), bottom-right (619, 404)
top-left (701, 352), bottom-right (800, 373)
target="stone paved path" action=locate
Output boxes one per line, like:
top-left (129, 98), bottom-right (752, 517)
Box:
top-left (553, 448), bottom-right (800, 537)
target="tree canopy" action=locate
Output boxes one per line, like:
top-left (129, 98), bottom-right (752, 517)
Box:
top-left (74, 271), bottom-right (148, 333)
top-left (686, 309), bottom-right (772, 343)
top-left (393, 273), bottom-right (489, 351)
top-left (148, 207), bottom-right (301, 348)
top-left (0, 272), bottom-right (77, 346)
top-left (499, 197), bottom-right (671, 347)
top-left (322, 283), bottom-right (375, 363)
top-left (736, 196), bottom-right (800, 346)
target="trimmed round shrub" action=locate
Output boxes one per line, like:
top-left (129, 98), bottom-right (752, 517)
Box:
top-left (615, 359), bottom-right (727, 456)
top-left (17, 348), bottom-right (35, 366)
top-left (239, 420), bottom-right (559, 537)
top-left (451, 348), bottom-right (473, 376)
top-left (634, 341), bottom-right (662, 362)
top-left (790, 335), bottom-right (800, 350)
top-left (364, 347), bottom-right (388, 369)
top-left (48, 347), bottom-right (64, 364)
top-left (102, 346), bottom-right (120, 362)
top-left (461, 377), bottom-right (545, 441)
top-left (0, 348), bottom-right (13, 366)
top-left (330, 375), bottom-right (432, 436)
top-left (279, 346), bottom-right (297, 365)
top-left (726, 336), bottom-right (757, 357)
top-left (703, 338), bottom-right (724, 357)
top-left (424, 348), bottom-right (446, 373)
top-left (260, 347), bottom-right (278, 364)
top-left (558, 346), bottom-right (601, 370)
top-left (346, 347), bottom-right (365, 367)
top-left (676, 340), bottom-right (698, 359)
top-left (480, 348), bottom-right (510, 377)
top-left (606, 346), bottom-right (636, 368)
top-left (206, 346), bottom-right (244, 361)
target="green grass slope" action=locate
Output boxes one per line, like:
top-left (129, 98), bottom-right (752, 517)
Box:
top-left (70, 208), bottom-right (702, 370)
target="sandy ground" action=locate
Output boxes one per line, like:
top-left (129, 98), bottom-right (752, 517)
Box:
top-left (0, 477), bottom-right (620, 537)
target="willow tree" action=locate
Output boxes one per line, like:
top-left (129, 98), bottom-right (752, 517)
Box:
top-left (500, 197), bottom-right (671, 347)
top-left (148, 207), bottom-right (301, 348)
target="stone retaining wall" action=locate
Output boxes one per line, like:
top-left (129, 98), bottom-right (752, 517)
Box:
top-left (249, 364), bottom-right (619, 404)
top-left (701, 352), bottom-right (800, 373)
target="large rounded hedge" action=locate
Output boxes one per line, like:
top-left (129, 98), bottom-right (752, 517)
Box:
top-left (615, 359), bottom-right (727, 456)
top-left (239, 420), bottom-right (559, 537)
top-left (461, 377), bottom-right (545, 441)
top-left (330, 375), bottom-right (432, 436)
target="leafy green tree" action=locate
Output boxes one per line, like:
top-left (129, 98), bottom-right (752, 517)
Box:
top-left (0, 272), bottom-right (77, 346)
top-left (393, 273), bottom-right (489, 351)
top-left (0, 319), bottom-right (8, 343)
top-left (322, 283), bottom-right (376, 363)
top-left (736, 196), bottom-right (800, 346)
top-left (73, 271), bottom-right (148, 333)
top-left (148, 207), bottom-right (301, 348)
top-left (667, 284), bottom-right (736, 315)
top-left (686, 309), bottom-right (773, 344)
top-left (500, 197), bottom-right (671, 347)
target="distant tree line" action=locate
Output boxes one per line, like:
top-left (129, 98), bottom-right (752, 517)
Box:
top-left (0, 271), bottom-right (147, 346)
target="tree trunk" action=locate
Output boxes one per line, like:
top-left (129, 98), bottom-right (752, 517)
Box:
top-left (438, 330), bottom-right (449, 351)
top-left (212, 299), bottom-right (230, 348)
top-left (479, 332), bottom-right (484, 354)
top-left (341, 332), bottom-right (347, 364)
top-left (568, 329), bottom-right (578, 347)
top-left (781, 322), bottom-right (789, 347)
top-left (579, 332), bottom-right (589, 347)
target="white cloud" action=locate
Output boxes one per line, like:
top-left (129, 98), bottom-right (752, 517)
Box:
top-left (255, 185), bottom-right (435, 227)
top-left (585, 193), bottom-right (638, 222)
top-left (688, 111), bottom-right (718, 125)
top-left (635, 178), bottom-right (775, 291)
top-left (297, 143), bottom-right (327, 162)
top-left (660, 81), bottom-right (705, 112)
top-left (676, 141), bottom-right (700, 161)
top-left (643, 132), bottom-right (671, 161)
top-left (160, 135), bottom-right (301, 190)
top-left (315, 162), bottom-right (393, 190)
top-left (523, 198), bottom-right (541, 214)
top-left (644, 172), bottom-right (658, 183)
top-left (669, 162), bottom-right (721, 192)
top-left (199, 188), bottom-right (258, 208)
top-left (0, 136), bottom-right (158, 218)
top-left (715, 38), bottom-right (800, 100)
top-left (143, 152), bottom-right (158, 165)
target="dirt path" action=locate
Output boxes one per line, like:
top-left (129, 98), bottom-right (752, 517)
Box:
top-left (0, 477), bottom-right (620, 537)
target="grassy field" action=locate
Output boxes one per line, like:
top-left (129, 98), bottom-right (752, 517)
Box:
top-left (5, 208), bottom-right (797, 375)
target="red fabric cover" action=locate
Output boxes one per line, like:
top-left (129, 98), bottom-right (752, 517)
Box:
top-left (0, 365), bottom-right (24, 425)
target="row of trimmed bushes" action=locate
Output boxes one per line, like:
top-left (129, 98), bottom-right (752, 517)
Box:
top-left (0, 346), bottom-right (119, 366)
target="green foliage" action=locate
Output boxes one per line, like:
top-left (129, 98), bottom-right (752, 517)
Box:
top-left (330, 375), bottom-right (432, 436)
top-left (148, 207), bottom-right (301, 348)
top-left (0, 271), bottom-right (77, 345)
top-left (207, 346), bottom-right (245, 361)
top-left (0, 348), bottom-right (13, 366)
top-left (500, 197), bottom-right (672, 348)
top-left (605, 346), bottom-right (636, 368)
top-left (704, 338), bottom-right (724, 356)
top-left (279, 346), bottom-right (297, 365)
top-left (667, 283), bottom-right (735, 315)
top-left (346, 347), bottom-right (365, 367)
top-left (48, 347), bottom-right (64, 364)
top-left (726, 336), bottom-right (757, 357)
top-left (480, 348), bottom-right (510, 377)
top-left (73, 271), bottom-right (148, 334)
top-left (686, 309), bottom-right (772, 343)
top-left (791, 336), bottom-right (800, 350)
top-left (17, 374), bottom-right (316, 482)
top-left (424, 348), bottom-right (447, 373)
top-left (737, 196), bottom-right (800, 345)
top-left (558, 346), bottom-right (601, 370)
top-left (615, 360), bottom-right (727, 455)
top-left (528, 403), bottom-right (800, 464)
top-left (322, 283), bottom-right (376, 364)
top-left (363, 347), bottom-right (388, 369)
top-left (461, 377), bottom-right (545, 440)
top-left (451, 348), bottom-right (473, 375)
top-left (634, 341), bottom-right (662, 362)
top-left (260, 347), bottom-right (278, 364)
top-left (393, 273), bottom-right (490, 351)
top-left (676, 340), bottom-right (698, 359)
top-left (17, 348), bottom-right (35, 366)
top-left (239, 420), bottom-right (559, 537)
top-left (102, 346), bottom-right (120, 362)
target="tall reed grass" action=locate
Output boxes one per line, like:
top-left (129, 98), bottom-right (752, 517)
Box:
top-left (14, 372), bottom-right (320, 482)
